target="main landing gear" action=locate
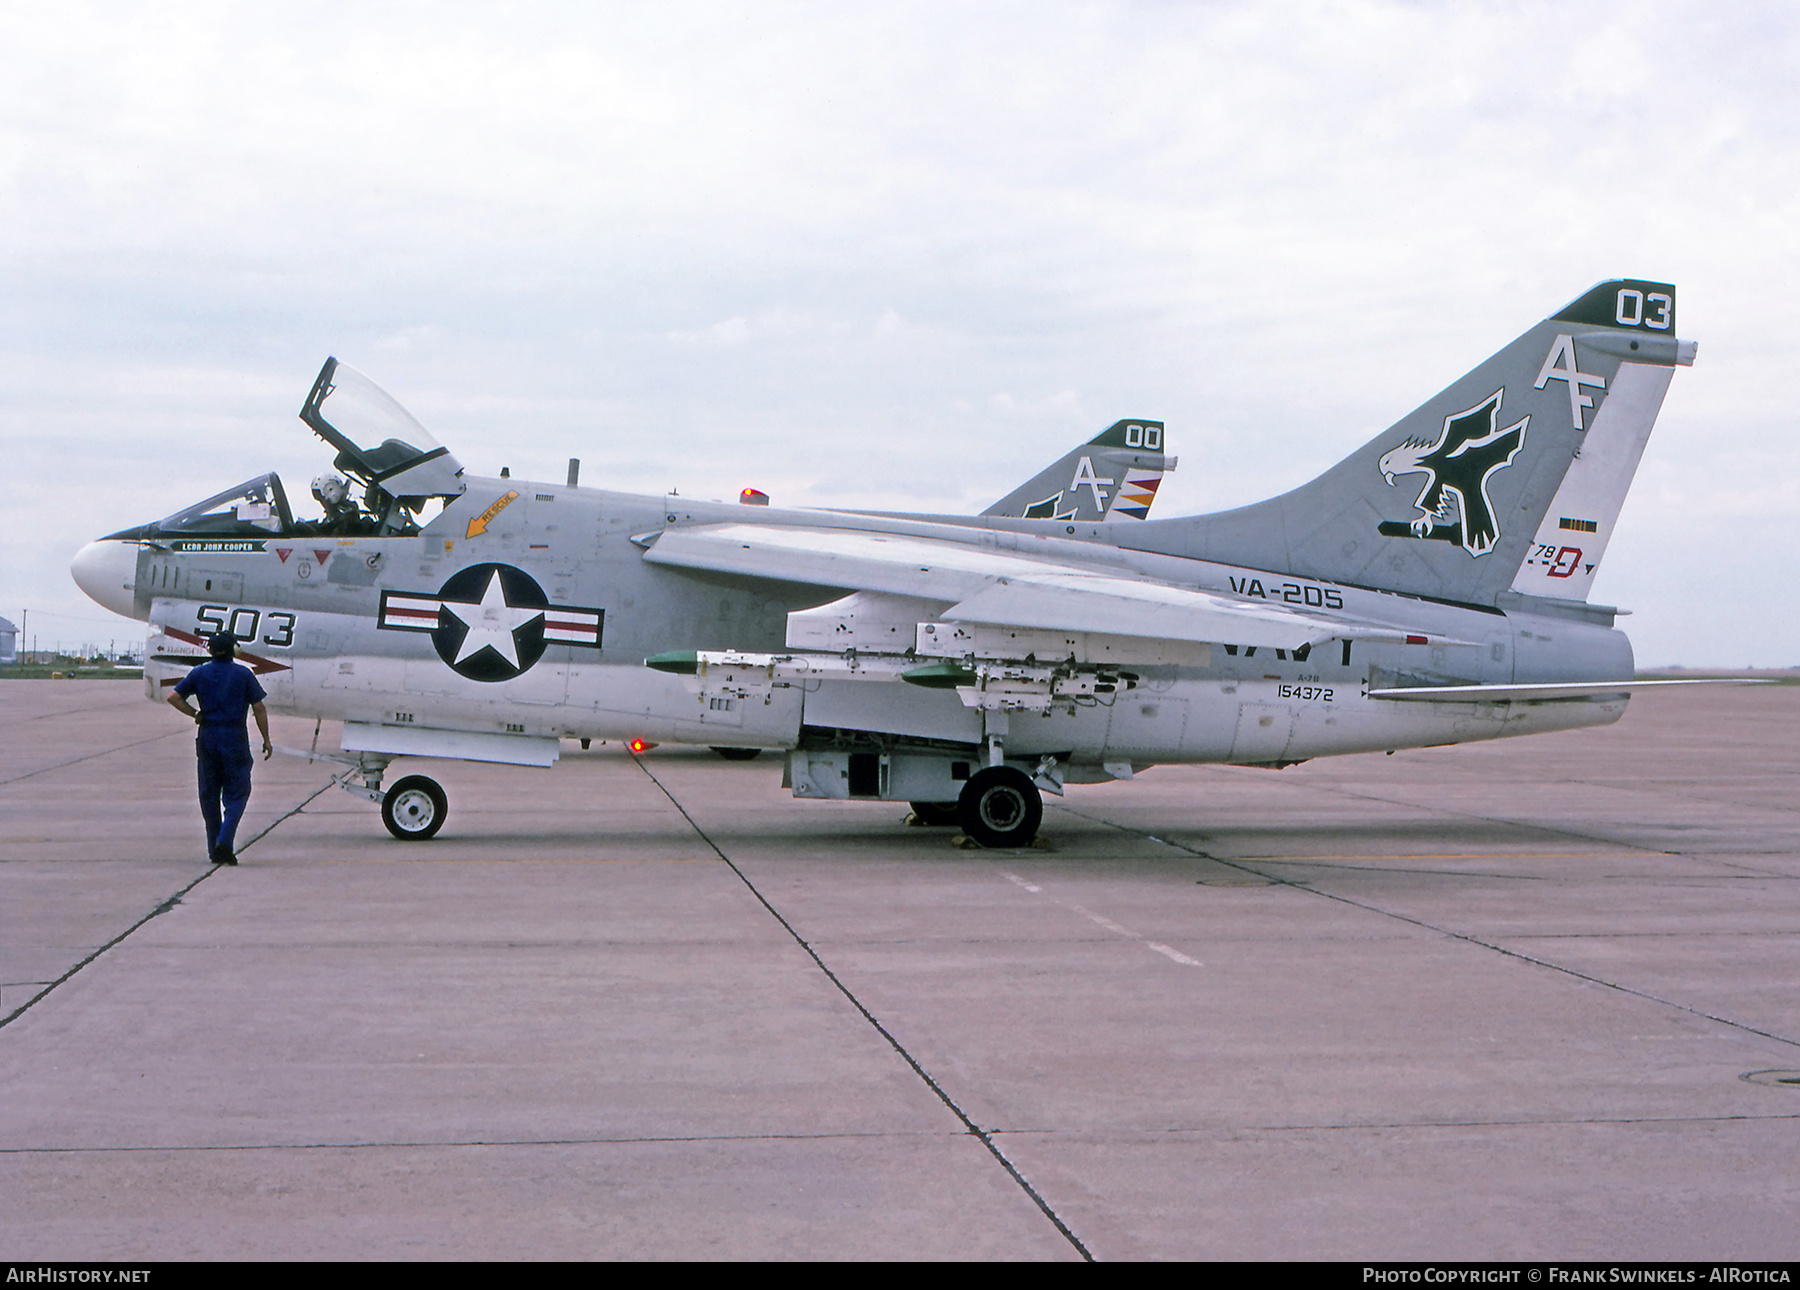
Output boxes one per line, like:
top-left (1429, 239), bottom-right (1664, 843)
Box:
top-left (910, 779), bottom-right (1045, 846)
top-left (957, 765), bottom-right (1043, 848)
top-left (906, 713), bottom-right (1049, 847)
top-left (907, 713), bottom-right (1049, 847)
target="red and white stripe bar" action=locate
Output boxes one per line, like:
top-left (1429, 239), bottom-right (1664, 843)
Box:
top-left (380, 592), bottom-right (444, 632)
top-left (543, 609), bottom-right (602, 646)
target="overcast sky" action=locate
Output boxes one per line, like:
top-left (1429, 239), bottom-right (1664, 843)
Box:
top-left (2, 2), bottom-right (1794, 665)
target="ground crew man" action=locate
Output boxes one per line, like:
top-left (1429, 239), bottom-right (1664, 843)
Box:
top-left (167, 633), bottom-right (273, 865)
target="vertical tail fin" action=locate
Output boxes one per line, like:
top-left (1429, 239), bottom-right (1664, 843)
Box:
top-left (1144, 281), bottom-right (1694, 607)
top-left (1504, 286), bottom-right (1696, 601)
top-left (985, 419), bottom-right (1175, 523)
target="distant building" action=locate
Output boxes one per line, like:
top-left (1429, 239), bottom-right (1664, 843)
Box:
top-left (0, 617), bottom-right (16, 665)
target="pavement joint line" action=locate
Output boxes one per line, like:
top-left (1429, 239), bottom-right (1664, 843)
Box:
top-left (1509, 930), bottom-right (1800, 940)
top-left (0, 866), bottom-right (220, 1031)
top-left (988, 1110), bottom-right (1800, 1136)
top-left (299, 856), bottom-right (721, 865)
top-left (1293, 775), bottom-right (1800, 848)
top-left (0, 1128), bottom-right (959, 1155)
top-left (1198, 769), bottom-right (1703, 856)
top-left (7, 696), bottom-right (147, 724)
top-left (1219, 858), bottom-right (1799, 881)
top-left (1055, 803), bottom-right (1800, 1054)
top-left (0, 775), bottom-right (337, 1032)
top-left (1681, 856), bottom-right (1800, 878)
top-left (234, 776), bottom-right (342, 851)
top-left (0, 728), bottom-right (189, 789)
top-left (13, 1109), bottom-right (1800, 1157)
top-left (1226, 852), bottom-right (1658, 862)
top-left (1229, 861), bottom-right (1553, 880)
top-left (631, 752), bottom-right (1097, 1263)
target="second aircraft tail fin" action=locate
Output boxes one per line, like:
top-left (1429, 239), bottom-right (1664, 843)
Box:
top-left (985, 419), bottom-right (1175, 523)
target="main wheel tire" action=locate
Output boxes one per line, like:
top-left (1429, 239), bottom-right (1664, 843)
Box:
top-left (711, 746), bottom-right (763, 761)
top-left (382, 774), bottom-right (447, 841)
top-left (957, 766), bottom-right (1043, 848)
top-left (909, 800), bottom-right (961, 827)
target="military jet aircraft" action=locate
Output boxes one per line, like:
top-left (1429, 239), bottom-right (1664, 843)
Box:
top-left (72, 279), bottom-right (1707, 847)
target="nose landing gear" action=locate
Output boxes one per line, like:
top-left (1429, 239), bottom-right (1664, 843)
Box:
top-left (321, 753), bottom-right (449, 841)
top-left (381, 774), bottom-right (449, 840)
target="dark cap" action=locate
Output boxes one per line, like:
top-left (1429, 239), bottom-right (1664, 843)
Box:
top-left (207, 633), bottom-right (238, 658)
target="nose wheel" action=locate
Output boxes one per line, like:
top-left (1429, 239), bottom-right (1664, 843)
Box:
top-left (381, 775), bottom-right (448, 840)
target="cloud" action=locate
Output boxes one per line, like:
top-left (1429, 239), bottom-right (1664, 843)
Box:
top-left (2, 2), bottom-right (1796, 661)
top-left (988, 389), bottom-right (1084, 419)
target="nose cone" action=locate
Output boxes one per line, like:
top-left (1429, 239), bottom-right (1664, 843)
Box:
top-left (71, 541), bottom-right (140, 618)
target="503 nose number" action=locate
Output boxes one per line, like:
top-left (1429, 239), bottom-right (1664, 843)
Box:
top-left (195, 605), bottom-right (296, 648)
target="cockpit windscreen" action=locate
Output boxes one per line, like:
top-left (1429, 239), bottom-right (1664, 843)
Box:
top-left (131, 474), bottom-right (295, 537)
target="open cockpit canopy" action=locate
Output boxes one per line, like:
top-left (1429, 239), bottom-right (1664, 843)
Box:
top-left (301, 357), bottom-right (466, 501)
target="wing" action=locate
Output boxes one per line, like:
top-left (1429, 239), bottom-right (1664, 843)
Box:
top-left (640, 523), bottom-right (1455, 652)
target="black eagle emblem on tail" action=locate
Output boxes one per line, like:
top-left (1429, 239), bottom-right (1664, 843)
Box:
top-left (1377, 390), bottom-right (1528, 557)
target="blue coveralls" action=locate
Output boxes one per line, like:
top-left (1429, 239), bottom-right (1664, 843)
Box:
top-left (173, 660), bottom-right (267, 857)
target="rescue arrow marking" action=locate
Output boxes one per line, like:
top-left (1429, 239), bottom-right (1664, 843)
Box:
top-left (467, 489), bottom-right (520, 539)
top-left (161, 626), bottom-right (291, 675)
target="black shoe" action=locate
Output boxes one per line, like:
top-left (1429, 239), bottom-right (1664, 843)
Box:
top-left (211, 848), bottom-right (237, 866)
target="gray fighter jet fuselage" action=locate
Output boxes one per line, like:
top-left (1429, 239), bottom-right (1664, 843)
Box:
top-left (71, 280), bottom-right (1704, 846)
